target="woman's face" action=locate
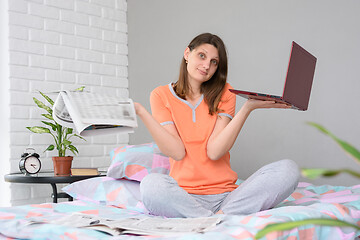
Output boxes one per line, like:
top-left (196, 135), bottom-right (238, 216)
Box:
top-left (184, 43), bottom-right (219, 84)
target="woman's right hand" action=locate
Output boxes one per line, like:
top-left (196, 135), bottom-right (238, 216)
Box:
top-left (134, 102), bottom-right (145, 116)
top-left (132, 102), bottom-right (185, 160)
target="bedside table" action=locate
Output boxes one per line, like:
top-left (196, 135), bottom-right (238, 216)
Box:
top-left (4, 171), bottom-right (106, 203)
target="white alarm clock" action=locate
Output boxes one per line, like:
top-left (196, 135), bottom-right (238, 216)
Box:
top-left (19, 148), bottom-right (41, 175)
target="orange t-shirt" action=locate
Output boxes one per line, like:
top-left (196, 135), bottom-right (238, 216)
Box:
top-left (150, 83), bottom-right (238, 195)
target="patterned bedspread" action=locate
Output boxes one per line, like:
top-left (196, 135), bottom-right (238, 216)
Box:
top-left (1, 182), bottom-right (360, 240)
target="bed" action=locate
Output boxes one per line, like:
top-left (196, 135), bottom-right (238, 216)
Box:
top-left (1, 143), bottom-right (360, 240)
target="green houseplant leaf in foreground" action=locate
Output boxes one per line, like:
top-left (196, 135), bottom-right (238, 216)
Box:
top-left (255, 122), bottom-right (360, 238)
top-left (306, 122), bottom-right (360, 164)
top-left (255, 218), bottom-right (360, 239)
top-left (301, 122), bottom-right (360, 179)
top-left (302, 168), bottom-right (360, 179)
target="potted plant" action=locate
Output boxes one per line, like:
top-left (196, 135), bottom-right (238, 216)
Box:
top-left (27, 87), bottom-right (86, 176)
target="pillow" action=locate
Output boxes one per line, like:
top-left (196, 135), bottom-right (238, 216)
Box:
top-left (62, 176), bottom-right (146, 213)
top-left (107, 142), bottom-right (170, 181)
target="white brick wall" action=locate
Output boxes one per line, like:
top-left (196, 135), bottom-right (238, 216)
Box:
top-left (6, 0), bottom-right (128, 206)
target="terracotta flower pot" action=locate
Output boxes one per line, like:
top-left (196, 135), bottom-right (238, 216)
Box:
top-left (52, 156), bottom-right (73, 176)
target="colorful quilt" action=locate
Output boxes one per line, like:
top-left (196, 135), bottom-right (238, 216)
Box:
top-left (1, 182), bottom-right (360, 240)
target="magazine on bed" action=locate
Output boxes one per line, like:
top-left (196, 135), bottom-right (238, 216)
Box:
top-left (35, 213), bottom-right (223, 236)
top-left (53, 90), bottom-right (138, 137)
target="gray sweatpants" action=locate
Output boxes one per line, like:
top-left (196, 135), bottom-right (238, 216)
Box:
top-left (140, 159), bottom-right (300, 218)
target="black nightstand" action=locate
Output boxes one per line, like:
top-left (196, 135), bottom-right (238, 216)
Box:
top-left (4, 171), bottom-right (106, 203)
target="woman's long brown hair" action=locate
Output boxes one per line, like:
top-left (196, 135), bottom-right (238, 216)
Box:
top-left (173, 33), bottom-right (228, 115)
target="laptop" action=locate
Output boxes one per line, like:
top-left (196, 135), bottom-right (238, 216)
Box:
top-left (229, 41), bottom-right (317, 111)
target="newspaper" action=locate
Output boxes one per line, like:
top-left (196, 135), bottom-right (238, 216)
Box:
top-left (45, 213), bottom-right (223, 236)
top-left (53, 90), bottom-right (137, 136)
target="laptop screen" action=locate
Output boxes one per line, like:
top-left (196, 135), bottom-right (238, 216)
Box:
top-left (282, 41), bottom-right (317, 111)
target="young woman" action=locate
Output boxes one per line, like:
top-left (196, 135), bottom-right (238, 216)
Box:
top-left (134, 33), bottom-right (300, 218)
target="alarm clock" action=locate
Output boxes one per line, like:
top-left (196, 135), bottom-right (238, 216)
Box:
top-left (19, 148), bottom-right (41, 175)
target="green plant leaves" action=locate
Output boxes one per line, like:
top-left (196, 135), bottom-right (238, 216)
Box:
top-left (255, 218), bottom-right (360, 239)
top-left (39, 91), bottom-right (54, 106)
top-left (74, 134), bottom-right (86, 141)
top-left (33, 97), bottom-right (52, 114)
top-left (41, 121), bottom-right (57, 131)
top-left (68, 145), bottom-right (79, 155)
top-left (42, 114), bottom-right (54, 121)
top-left (256, 122), bottom-right (360, 239)
top-left (63, 140), bottom-right (71, 146)
top-left (45, 145), bottom-right (55, 151)
top-left (302, 168), bottom-right (360, 179)
top-left (301, 168), bottom-right (338, 179)
top-left (307, 122), bottom-right (360, 164)
top-left (303, 122), bottom-right (360, 179)
top-left (27, 126), bottom-right (50, 134)
top-left (74, 86), bottom-right (85, 92)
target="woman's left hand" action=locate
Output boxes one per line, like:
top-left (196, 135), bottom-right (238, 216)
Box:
top-left (207, 98), bottom-right (290, 160)
top-left (243, 99), bottom-right (291, 112)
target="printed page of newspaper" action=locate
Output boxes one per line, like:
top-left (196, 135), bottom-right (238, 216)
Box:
top-left (111, 216), bottom-right (223, 236)
top-left (53, 91), bottom-right (138, 136)
top-left (44, 213), bottom-right (223, 236)
top-left (53, 93), bottom-right (76, 129)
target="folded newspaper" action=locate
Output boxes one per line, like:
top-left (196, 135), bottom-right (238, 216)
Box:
top-left (53, 91), bottom-right (137, 136)
top-left (37, 213), bottom-right (223, 236)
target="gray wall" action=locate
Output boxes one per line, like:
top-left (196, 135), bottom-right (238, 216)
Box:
top-left (128, 0), bottom-right (360, 186)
